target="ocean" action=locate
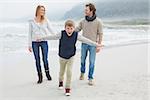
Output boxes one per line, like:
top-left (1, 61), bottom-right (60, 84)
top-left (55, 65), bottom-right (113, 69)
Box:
top-left (0, 21), bottom-right (149, 53)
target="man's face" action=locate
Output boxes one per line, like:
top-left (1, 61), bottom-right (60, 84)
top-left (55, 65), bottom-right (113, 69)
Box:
top-left (85, 6), bottom-right (93, 16)
top-left (65, 26), bottom-right (75, 36)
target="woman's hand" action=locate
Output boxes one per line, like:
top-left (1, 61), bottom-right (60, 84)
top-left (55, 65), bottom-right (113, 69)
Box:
top-left (36, 36), bottom-right (43, 42)
top-left (36, 35), bottom-right (42, 42)
top-left (28, 46), bottom-right (32, 52)
top-left (36, 39), bottom-right (42, 42)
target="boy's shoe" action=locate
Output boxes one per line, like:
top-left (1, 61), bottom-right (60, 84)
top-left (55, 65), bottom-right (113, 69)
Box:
top-left (59, 81), bottom-right (63, 89)
top-left (65, 88), bottom-right (71, 96)
top-left (88, 79), bottom-right (94, 86)
top-left (79, 73), bottom-right (84, 80)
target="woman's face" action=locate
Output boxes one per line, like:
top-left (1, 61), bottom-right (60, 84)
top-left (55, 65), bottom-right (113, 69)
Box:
top-left (37, 7), bottom-right (45, 16)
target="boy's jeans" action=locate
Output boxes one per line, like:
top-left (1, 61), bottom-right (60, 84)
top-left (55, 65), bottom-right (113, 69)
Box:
top-left (32, 41), bottom-right (49, 74)
top-left (59, 57), bottom-right (74, 88)
top-left (81, 43), bottom-right (96, 80)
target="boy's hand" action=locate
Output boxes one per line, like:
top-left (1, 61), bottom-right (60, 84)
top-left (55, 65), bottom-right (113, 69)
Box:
top-left (28, 46), bottom-right (32, 52)
top-left (36, 38), bottom-right (43, 42)
top-left (36, 35), bottom-right (43, 42)
top-left (36, 38), bottom-right (42, 42)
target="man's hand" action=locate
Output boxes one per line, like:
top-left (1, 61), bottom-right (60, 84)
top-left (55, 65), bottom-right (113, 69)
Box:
top-left (28, 46), bottom-right (32, 52)
top-left (96, 46), bottom-right (101, 53)
top-left (96, 43), bottom-right (103, 53)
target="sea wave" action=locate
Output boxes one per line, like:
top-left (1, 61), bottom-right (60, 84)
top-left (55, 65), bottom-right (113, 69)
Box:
top-left (0, 22), bottom-right (149, 53)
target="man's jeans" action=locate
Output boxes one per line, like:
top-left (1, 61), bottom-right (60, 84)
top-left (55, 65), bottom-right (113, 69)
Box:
top-left (80, 43), bottom-right (96, 80)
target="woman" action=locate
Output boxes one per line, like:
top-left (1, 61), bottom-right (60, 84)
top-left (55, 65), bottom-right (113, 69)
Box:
top-left (28, 5), bottom-right (53, 84)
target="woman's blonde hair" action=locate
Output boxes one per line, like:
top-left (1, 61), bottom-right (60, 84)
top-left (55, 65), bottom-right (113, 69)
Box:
top-left (35, 5), bottom-right (45, 21)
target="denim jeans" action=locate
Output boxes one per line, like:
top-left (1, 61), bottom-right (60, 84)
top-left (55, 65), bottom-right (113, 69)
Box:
top-left (81, 43), bottom-right (96, 79)
top-left (32, 41), bottom-right (49, 74)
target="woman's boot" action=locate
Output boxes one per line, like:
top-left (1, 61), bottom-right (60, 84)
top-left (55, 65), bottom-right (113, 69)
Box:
top-left (37, 72), bottom-right (43, 84)
top-left (45, 70), bottom-right (52, 80)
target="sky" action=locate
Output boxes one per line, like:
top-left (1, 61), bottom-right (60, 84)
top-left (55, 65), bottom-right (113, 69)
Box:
top-left (0, 0), bottom-right (89, 21)
top-left (0, 0), bottom-right (142, 21)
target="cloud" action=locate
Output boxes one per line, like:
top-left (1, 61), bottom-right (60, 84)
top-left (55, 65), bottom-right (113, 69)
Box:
top-left (0, 0), bottom-right (86, 21)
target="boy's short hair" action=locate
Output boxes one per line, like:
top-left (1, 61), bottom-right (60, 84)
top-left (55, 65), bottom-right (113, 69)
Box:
top-left (65, 20), bottom-right (75, 28)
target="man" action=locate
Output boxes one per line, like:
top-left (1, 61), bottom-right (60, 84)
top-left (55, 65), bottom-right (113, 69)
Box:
top-left (75, 3), bottom-right (103, 85)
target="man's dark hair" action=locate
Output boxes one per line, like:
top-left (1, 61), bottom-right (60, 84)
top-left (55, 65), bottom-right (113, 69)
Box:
top-left (85, 3), bottom-right (96, 15)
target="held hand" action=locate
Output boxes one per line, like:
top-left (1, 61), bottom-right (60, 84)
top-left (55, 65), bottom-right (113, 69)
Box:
top-left (96, 47), bottom-right (101, 53)
top-left (96, 43), bottom-right (102, 53)
top-left (36, 38), bottom-right (42, 42)
top-left (96, 43), bottom-right (101, 47)
top-left (96, 43), bottom-right (103, 47)
top-left (36, 35), bottom-right (43, 42)
top-left (28, 46), bottom-right (32, 52)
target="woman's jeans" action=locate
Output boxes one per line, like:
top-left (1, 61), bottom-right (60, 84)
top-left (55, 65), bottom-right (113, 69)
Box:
top-left (32, 41), bottom-right (49, 74)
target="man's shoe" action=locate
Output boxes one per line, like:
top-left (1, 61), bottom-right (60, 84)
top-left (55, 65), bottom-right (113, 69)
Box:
top-left (79, 73), bottom-right (84, 80)
top-left (88, 79), bottom-right (94, 86)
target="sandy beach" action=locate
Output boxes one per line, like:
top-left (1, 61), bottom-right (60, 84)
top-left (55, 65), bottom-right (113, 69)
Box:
top-left (0, 43), bottom-right (149, 100)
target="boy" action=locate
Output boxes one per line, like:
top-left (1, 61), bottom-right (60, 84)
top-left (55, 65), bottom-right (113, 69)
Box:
top-left (38, 20), bottom-right (100, 96)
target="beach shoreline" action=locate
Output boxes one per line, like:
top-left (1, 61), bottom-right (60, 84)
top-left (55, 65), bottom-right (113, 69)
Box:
top-left (0, 43), bottom-right (149, 100)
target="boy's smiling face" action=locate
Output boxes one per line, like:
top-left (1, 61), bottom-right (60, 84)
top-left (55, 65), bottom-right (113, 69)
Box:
top-left (65, 25), bottom-right (75, 36)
